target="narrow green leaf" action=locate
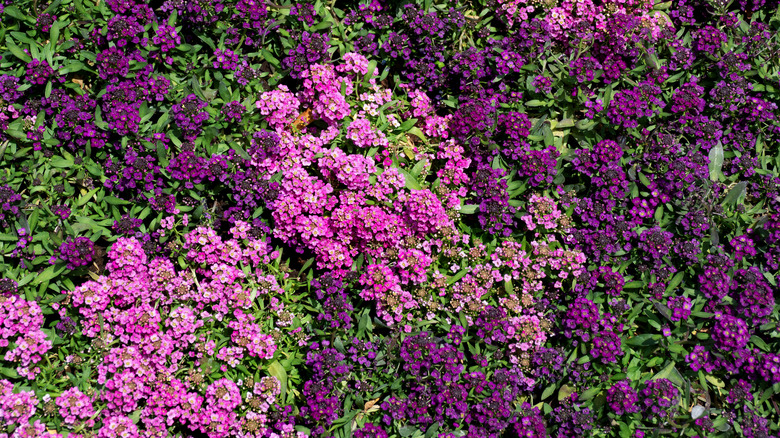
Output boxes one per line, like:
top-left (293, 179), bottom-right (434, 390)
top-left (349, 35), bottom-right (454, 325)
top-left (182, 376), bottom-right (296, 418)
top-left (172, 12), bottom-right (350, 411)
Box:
top-left (398, 118), bottom-right (418, 132)
top-left (103, 196), bottom-right (131, 205)
top-left (398, 168), bottom-right (422, 190)
top-left (580, 387), bottom-right (601, 401)
top-left (267, 361), bottom-right (288, 401)
top-left (5, 37), bottom-right (32, 63)
top-left (708, 142), bottom-right (724, 181)
top-left (50, 21), bottom-right (61, 44)
top-left (653, 362), bottom-right (685, 387)
top-left (665, 271), bottom-right (685, 293)
top-left (363, 59), bottom-right (377, 84)
top-left (541, 384), bottom-right (556, 400)
top-left (721, 181), bottom-right (747, 207)
top-left (447, 268), bottom-right (469, 285)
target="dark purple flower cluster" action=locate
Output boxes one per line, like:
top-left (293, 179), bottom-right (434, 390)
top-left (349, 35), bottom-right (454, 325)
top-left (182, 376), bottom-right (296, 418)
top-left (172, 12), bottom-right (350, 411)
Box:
top-left (152, 23), bottom-right (181, 53)
top-left (172, 94), bottom-right (210, 140)
top-left (551, 400), bottom-right (595, 438)
top-left (58, 236), bottom-right (95, 270)
top-left (96, 47), bottom-right (130, 82)
top-left (376, 329), bottom-right (527, 438)
top-left (51, 204), bottom-right (71, 220)
top-left (667, 295), bottom-right (692, 322)
top-left (301, 338), bottom-right (382, 436)
top-left (0, 185), bottom-right (21, 228)
top-left (25, 59), bottom-right (57, 85)
top-left (470, 163), bottom-right (516, 237)
top-left (49, 92), bottom-right (105, 149)
top-left (283, 31), bottom-right (330, 79)
top-left (640, 379), bottom-right (679, 423)
top-left (759, 353), bottom-right (780, 384)
top-left (515, 146), bottom-right (559, 187)
top-left (693, 25), bottom-right (727, 55)
top-left (532, 347), bottom-right (565, 384)
top-left (55, 316), bottom-right (77, 337)
top-left (712, 314), bottom-right (750, 351)
top-left (561, 297), bottom-right (624, 364)
top-left (607, 79), bottom-right (665, 129)
top-left (606, 380), bottom-right (640, 415)
top-left (213, 49), bottom-right (239, 71)
top-left (726, 379), bottom-right (753, 404)
top-left (112, 215), bottom-right (143, 236)
top-left (570, 57), bottom-right (602, 83)
top-left (36, 13), bottom-right (57, 33)
top-left (221, 101), bottom-right (245, 123)
top-left (513, 403), bottom-right (546, 437)
top-left (0, 75), bottom-right (22, 102)
top-left (311, 274), bottom-right (354, 330)
top-left (105, 15), bottom-right (145, 48)
top-left (167, 149), bottom-right (209, 188)
top-left (354, 423), bottom-right (388, 438)
top-left (0, 278), bottom-right (18, 296)
top-left (104, 143), bottom-right (164, 195)
top-left (732, 267), bottom-right (774, 325)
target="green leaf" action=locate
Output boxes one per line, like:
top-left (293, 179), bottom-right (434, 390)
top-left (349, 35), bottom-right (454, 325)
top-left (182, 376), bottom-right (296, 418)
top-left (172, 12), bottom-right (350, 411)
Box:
top-left (459, 204), bottom-right (478, 214)
top-left (298, 257), bottom-right (314, 276)
top-left (103, 196), bottom-right (130, 205)
top-left (626, 334), bottom-right (657, 346)
top-left (708, 142), bottom-right (724, 181)
top-left (580, 387), bottom-right (601, 401)
top-left (3, 6), bottom-right (29, 21)
top-left (653, 300), bottom-right (673, 322)
top-left (447, 268), bottom-right (469, 285)
top-left (398, 169), bottom-right (422, 190)
top-left (333, 337), bottom-right (346, 354)
top-left (749, 335), bottom-right (770, 352)
top-left (49, 22), bottom-right (62, 46)
top-left (5, 37), bottom-right (32, 63)
top-left (653, 205), bottom-right (664, 222)
top-left (267, 361), bottom-right (288, 401)
top-left (541, 384), bottom-right (556, 400)
top-left (398, 426), bottom-right (417, 437)
top-left (558, 384), bottom-right (576, 401)
top-left (575, 119), bottom-right (595, 130)
top-left (357, 309), bottom-right (371, 337)
top-left (33, 264), bottom-right (66, 286)
top-left (424, 422), bottom-right (440, 438)
top-left (77, 188), bottom-right (101, 207)
top-left (363, 59), bottom-right (377, 84)
top-left (410, 159), bottom-right (428, 178)
top-left (398, 118), bottom-right (418, 132)
top-left (665, 271), bottom-right (685, 293)
top-left (638, 171), bottom-right (653, 188)
top-left (407, 127), bottom-right (428, 142)
top-left (0, 367), bottom-right (19, 379)
top-left (458, 311), bottom-right (468, 330)
top-left (51, 156), bottom-right (75, 168)
top-left (261, 49), bottom-right (279, 66)
top-left (721, 181), bottom-right (747, 207)
top-left (311, 20), bottom-right (333, 31)
top-left (653, 362), bottom-right (685, 387)
top-left (555, 118), bottom-right (575, 129)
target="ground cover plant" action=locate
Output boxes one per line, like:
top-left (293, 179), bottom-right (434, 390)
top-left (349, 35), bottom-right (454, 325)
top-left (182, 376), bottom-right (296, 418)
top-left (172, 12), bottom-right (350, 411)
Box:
top-left (0, 0), bottom-right (779, 436)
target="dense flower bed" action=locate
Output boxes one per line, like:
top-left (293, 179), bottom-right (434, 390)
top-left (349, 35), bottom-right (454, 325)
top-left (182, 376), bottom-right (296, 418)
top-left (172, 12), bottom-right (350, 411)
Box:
top-left (0, 0), bottom-right (779, 437)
